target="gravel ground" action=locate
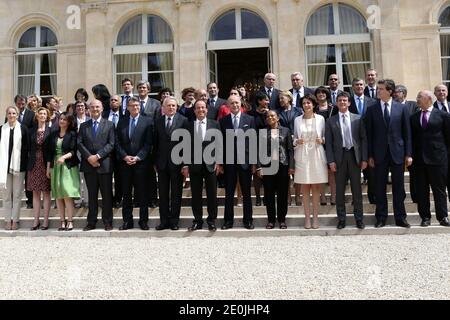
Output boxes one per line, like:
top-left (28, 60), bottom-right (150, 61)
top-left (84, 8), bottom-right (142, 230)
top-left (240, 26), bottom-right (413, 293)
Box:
top-left (0, 234), bottom-right (449, 300)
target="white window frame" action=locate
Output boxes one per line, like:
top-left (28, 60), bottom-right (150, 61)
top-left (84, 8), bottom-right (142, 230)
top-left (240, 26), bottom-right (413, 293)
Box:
top-left (440, 24), bottom-right (450, 86)
top-left (113, 14), bottom-right (174, 95)
top-left (305, 3), bottom-right (372, 90)
top-left (15, 25), bottom-right (57, 97)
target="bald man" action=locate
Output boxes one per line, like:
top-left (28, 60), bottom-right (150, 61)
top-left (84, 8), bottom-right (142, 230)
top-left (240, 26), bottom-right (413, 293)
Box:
top-left (255, 73), bottom-right (281, 110)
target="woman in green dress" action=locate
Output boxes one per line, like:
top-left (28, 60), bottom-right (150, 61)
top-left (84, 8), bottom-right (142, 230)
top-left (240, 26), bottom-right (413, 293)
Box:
top-left (46, 112), bottom-right (80, 231)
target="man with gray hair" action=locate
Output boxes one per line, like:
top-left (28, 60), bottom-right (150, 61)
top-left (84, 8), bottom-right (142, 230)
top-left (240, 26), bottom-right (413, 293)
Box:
top-left (289, 72), bottom-right (314, 109)
top-left (411, 90), bottom-right (450, 227)
top-left (255, 72), bottom-right (281, 110)
top-left (433, 84), bottom-right (449, 113)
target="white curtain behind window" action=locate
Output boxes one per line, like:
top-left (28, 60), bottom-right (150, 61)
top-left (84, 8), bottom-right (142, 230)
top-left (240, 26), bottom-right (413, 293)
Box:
top-left (342, 43), bottom-right (370, 82)
top-left (47, 53), bottom-right (57, 95)
top-left (339, 4), bottom-right (368, 34)
top-left (306, 4), bottom-right (333, 36)
top-left (18, 55), bottom-right (35, 96)
top-left (307, 45), bottom-right (328, 86)
top-left (441, 35), bottom-right (450, 81)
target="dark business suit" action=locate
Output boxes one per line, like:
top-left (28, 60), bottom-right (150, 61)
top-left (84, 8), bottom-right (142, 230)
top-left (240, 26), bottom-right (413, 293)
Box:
top-left (350, 94), bottom-right (377, 203)
top-left (365, 100), bottom-right (412, 222)
top-left (411, 108), bottom-right (450, 222)
top-left (17, 108), bottom-right (35, 205)
top-left (289, 87), bottom-right (315, 109)
top-left (329, 90), bottom-right (344, 106)
top-left (364, 86), bottom-right (377, 99)
top-left (115, 115), bottom-right (152, 226)
top-left (207, 97), bottom-right (226, 120)
top-left (78, 118), bottom-right (115, 227)
top-left (402, 100), bottom-right (419, 203)
top-left (257, 86), bottom-right (281, 110)
top-left (433, 100), bottom-right (450, 200)
top-left (325, 112), bottom-right (368, 222)
top-left (154, 113), bottom-right (189, 228)
top-left (185, 119), bottom-right (221, 225)
top-left (259, 126), bottom-right (294, 223)
top-left (220, 112), bottom-right (256, 227)
top-left (120, 94), bottom-right (137, 117)
top-left (277, 107), bottom-right (303, 134)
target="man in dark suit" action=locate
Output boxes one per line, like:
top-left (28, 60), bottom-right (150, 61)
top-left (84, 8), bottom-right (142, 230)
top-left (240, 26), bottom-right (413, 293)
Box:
top-left (289, 72), bottom-right (314, 109)
top-left (326, 92), bottom-right (368, 229)
top-left (364, 68), bottom-right (378, 99)
top-left (365, 79), bottom-right (413, 228)
top-left (206, 82), bottom-right (227, 120)
top-left (137, 80), bottom-right (161, 208)
top-left (103, 95), bottom-right (123, 208)
top-left (78, 99), bottom-right (115, 231)
top-left (254, 73), bottom-right (281, 110)
top-left (328, 74), bottom-right (343, 106)
top-left (153, 97), bottom-right (189, 230)
top-left (411, 90), bottom-right (450, 227)
top-left (394, 84), bottom-right (419, 203)
top-left (14, 94), bottom-right (35, 208)
top-left (115, 97), bottom-right (153, 230)
top-left (349, 77), bottom-right (377, 204)
top-left (182, 100), bottom-right (221, 231)
top-left (433, 84), bottom-right (449, 113)
top-left (120, 78), bottom-right (136, 117)
top-left (220, 95), bottom-right (257, 229)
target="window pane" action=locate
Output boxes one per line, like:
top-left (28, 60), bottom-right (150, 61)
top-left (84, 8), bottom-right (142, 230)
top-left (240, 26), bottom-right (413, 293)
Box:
top-left (339, 4), bottom-right (368, 34)
top-left (40, 75), bottom-right (56, 96)
top-left (442, 58), bottom-right (450, 81)
top-left (18, 55), bottom-right (35, 75)
top-left (40, 53), bottom-right (57, 74)
top-left (342, 43), bottom-right (370, 62)
top-left (116, 74), bottom-right (141, 92)
top-left (40, 27), bottom-right (57, 47)
top-left (441, 35), bottom-right (450, 57)
top-left (439, 7), bottom-right (450, 27)
top-left (307, 65), bottom-right (336, 87)
top-left (116, 54), bottom-right (142, 73)
top-left (241, 9), bottom-right (269, 39)
top-left (148, 15), bottom-right (173, 43)
top-left (307, 45), bottom-right (335, 64)
top-left (117, 15), bottom-right (142, 45)
top-left (343, 63), bottom-right (370, 86)
top-left (18, 76), bottom-right (35, 96)
top-left (148, 72), bottom-right (174, 94)
top-left (19, 27), bottom-right (36, 48)
top-left (209, 10), bottom-right (236, 40)
top-left (148, 52), bottom-right (173, 72)
top-left (306, 4), bottom-right (334, 36)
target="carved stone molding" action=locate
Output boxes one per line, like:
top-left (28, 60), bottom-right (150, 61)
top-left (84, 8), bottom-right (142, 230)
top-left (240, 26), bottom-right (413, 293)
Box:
top-left (80, 1), bottom-right (108, 13)
top-left (174, 0), bottom-right (202, 9)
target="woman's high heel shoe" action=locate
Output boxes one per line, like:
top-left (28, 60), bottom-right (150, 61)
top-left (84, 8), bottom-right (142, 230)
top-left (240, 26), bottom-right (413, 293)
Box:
top-left (41, 221), bottom-right (49, 230)
top-left (58, 220), bottom-right (66, 231)
top-left (66, 220), bottom-right (73, 231)
top-left (30, 221), bottom-right (41, 231)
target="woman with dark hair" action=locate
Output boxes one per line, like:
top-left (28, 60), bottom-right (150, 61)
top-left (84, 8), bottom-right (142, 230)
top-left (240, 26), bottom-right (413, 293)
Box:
top-left (315, 86), bottom-right (337, 206)
top-left (178, 87), bottom-right (196, 121)
top-left (158, 87), bottom-right (173, 104)
top-left (293, 94), bottom-right (328, 229)
top-left (46, 112), bottom-right (80, 231)
top-left (74, 88), bottom-right (89, 102)
top-left (91, 84), bottom-right (111, 113)
top-left (0, 106), bottom-right (29, 230)
top-left (27, 107), bottom-right (52, 230)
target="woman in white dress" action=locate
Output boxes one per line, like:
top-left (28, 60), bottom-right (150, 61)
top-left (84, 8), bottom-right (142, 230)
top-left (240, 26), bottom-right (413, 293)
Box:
top-left (293, 94), bottom-right (328, 229)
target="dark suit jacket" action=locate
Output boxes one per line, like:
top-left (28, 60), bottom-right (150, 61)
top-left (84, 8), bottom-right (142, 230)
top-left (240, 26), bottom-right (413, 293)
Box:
top-left (27, 124), bottom-right (51, 171)
top-left (433, 100), bottom-right (450, 113)
top-left (220, 112), bottom-right (256, 170)
top-left (206, 98), bottom-right (226, 120)
top-left (277, 107), bottom-right (302, 134)
top-left (185, 119), bottom-right (221, 173)
top-left (153, 113), bottom-right (189, 171)
top-left (349, 95), bottom-right (377, 117)
top-left (141, 97), bottom-right (162, 123)
top-left (325, 112), bottom-right (368, 166)
top-left (16, 108), bottom-right (35, 129)
top-left (120, 94), bottom-right (138, 117)
top-left (402, 100), bottom-right (419, 116)
top-left (364, 86), bottom-right (377, 99)
top-left (289, 87), bottom-right (315, 109)
top-left (46, 130), bottom-right (79, 169)
top-left (77, 118), bottom-right (115, 174)
top-left (411, 108), bottom-right (450, 166)
top-left (115, 115), bottom-right (152, 166)
top-left (257, 126), bottom-right (294, 170)
top-left (256, 86), bottom-right (281, 110)
top-left (0, 124), bottom-right (29, 172)
top-left (365, 100), bottom-right (412, 165)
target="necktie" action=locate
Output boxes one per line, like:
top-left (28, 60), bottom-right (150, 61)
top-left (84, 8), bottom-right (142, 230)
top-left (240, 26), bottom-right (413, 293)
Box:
top-left (370, 88), bottom-right (375, 98)
top-left (383, 102), bottom-right (390, 127)
top-left (197, 120), bottom-right (204, 141)
top-left (357, 97), bottom-right (363, 115)
top-left (342, 114), bottom-right (353, 150)
top-left (19, 112), bottom-right (24, 123)
top-left (130, 118), bottom-right (136, 138)
top-left (112, 113), bottom-right (118, 127)
top-left (233, 115), bottom-right (239, 131)
top-left (267, 88), bottom-right (272, 99)
top-left (140, 100), bottom-right (145, 114)
top-left (442, 102), bottom-right (448, 113)
top-left (166, 117), bottom-right (172, 134)
top-left (295, 91), bottom-right (301, 109)
top-left (332, 92), bottom-right (336, 105)
top-left (92, 120), bottom-right (98, 137)
top-left (421, 111), bottom-right (428, 129)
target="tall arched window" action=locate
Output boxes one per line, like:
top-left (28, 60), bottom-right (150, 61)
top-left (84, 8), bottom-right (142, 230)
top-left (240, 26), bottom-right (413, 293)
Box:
top-left (113, 14), bottom-right (174, 95)
top-left (206, 8), bottom-right (271, 95)
top-left (305, 3), bottom-right (372, 91)
top-left (16, 25), bottom-right (57, 96)
top-left (439, 6), bottom-right (450, 89)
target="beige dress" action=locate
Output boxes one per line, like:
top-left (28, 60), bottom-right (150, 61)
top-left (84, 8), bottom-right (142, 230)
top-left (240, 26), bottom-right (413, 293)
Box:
top-left (293, 115), bottom-right (328, 184)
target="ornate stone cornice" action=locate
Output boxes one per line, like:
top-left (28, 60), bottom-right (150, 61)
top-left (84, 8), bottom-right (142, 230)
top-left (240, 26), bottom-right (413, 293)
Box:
top-left (174, 0), bottom-right (202, 9)
top-left (80, 1), bottom-right (108, 13)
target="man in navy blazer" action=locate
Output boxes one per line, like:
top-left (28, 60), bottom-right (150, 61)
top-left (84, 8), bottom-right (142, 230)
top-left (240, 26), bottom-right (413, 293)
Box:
top-left (289, 72), bottom-right (314, 110)
top-left (115, 97), bottom-right (153, 230)
top-left (220, 95), bottom-right (257, 229)
top-left (255, 73), bottom-right (281, 110)
top-left (365, 79), bottom-right (413, 228)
